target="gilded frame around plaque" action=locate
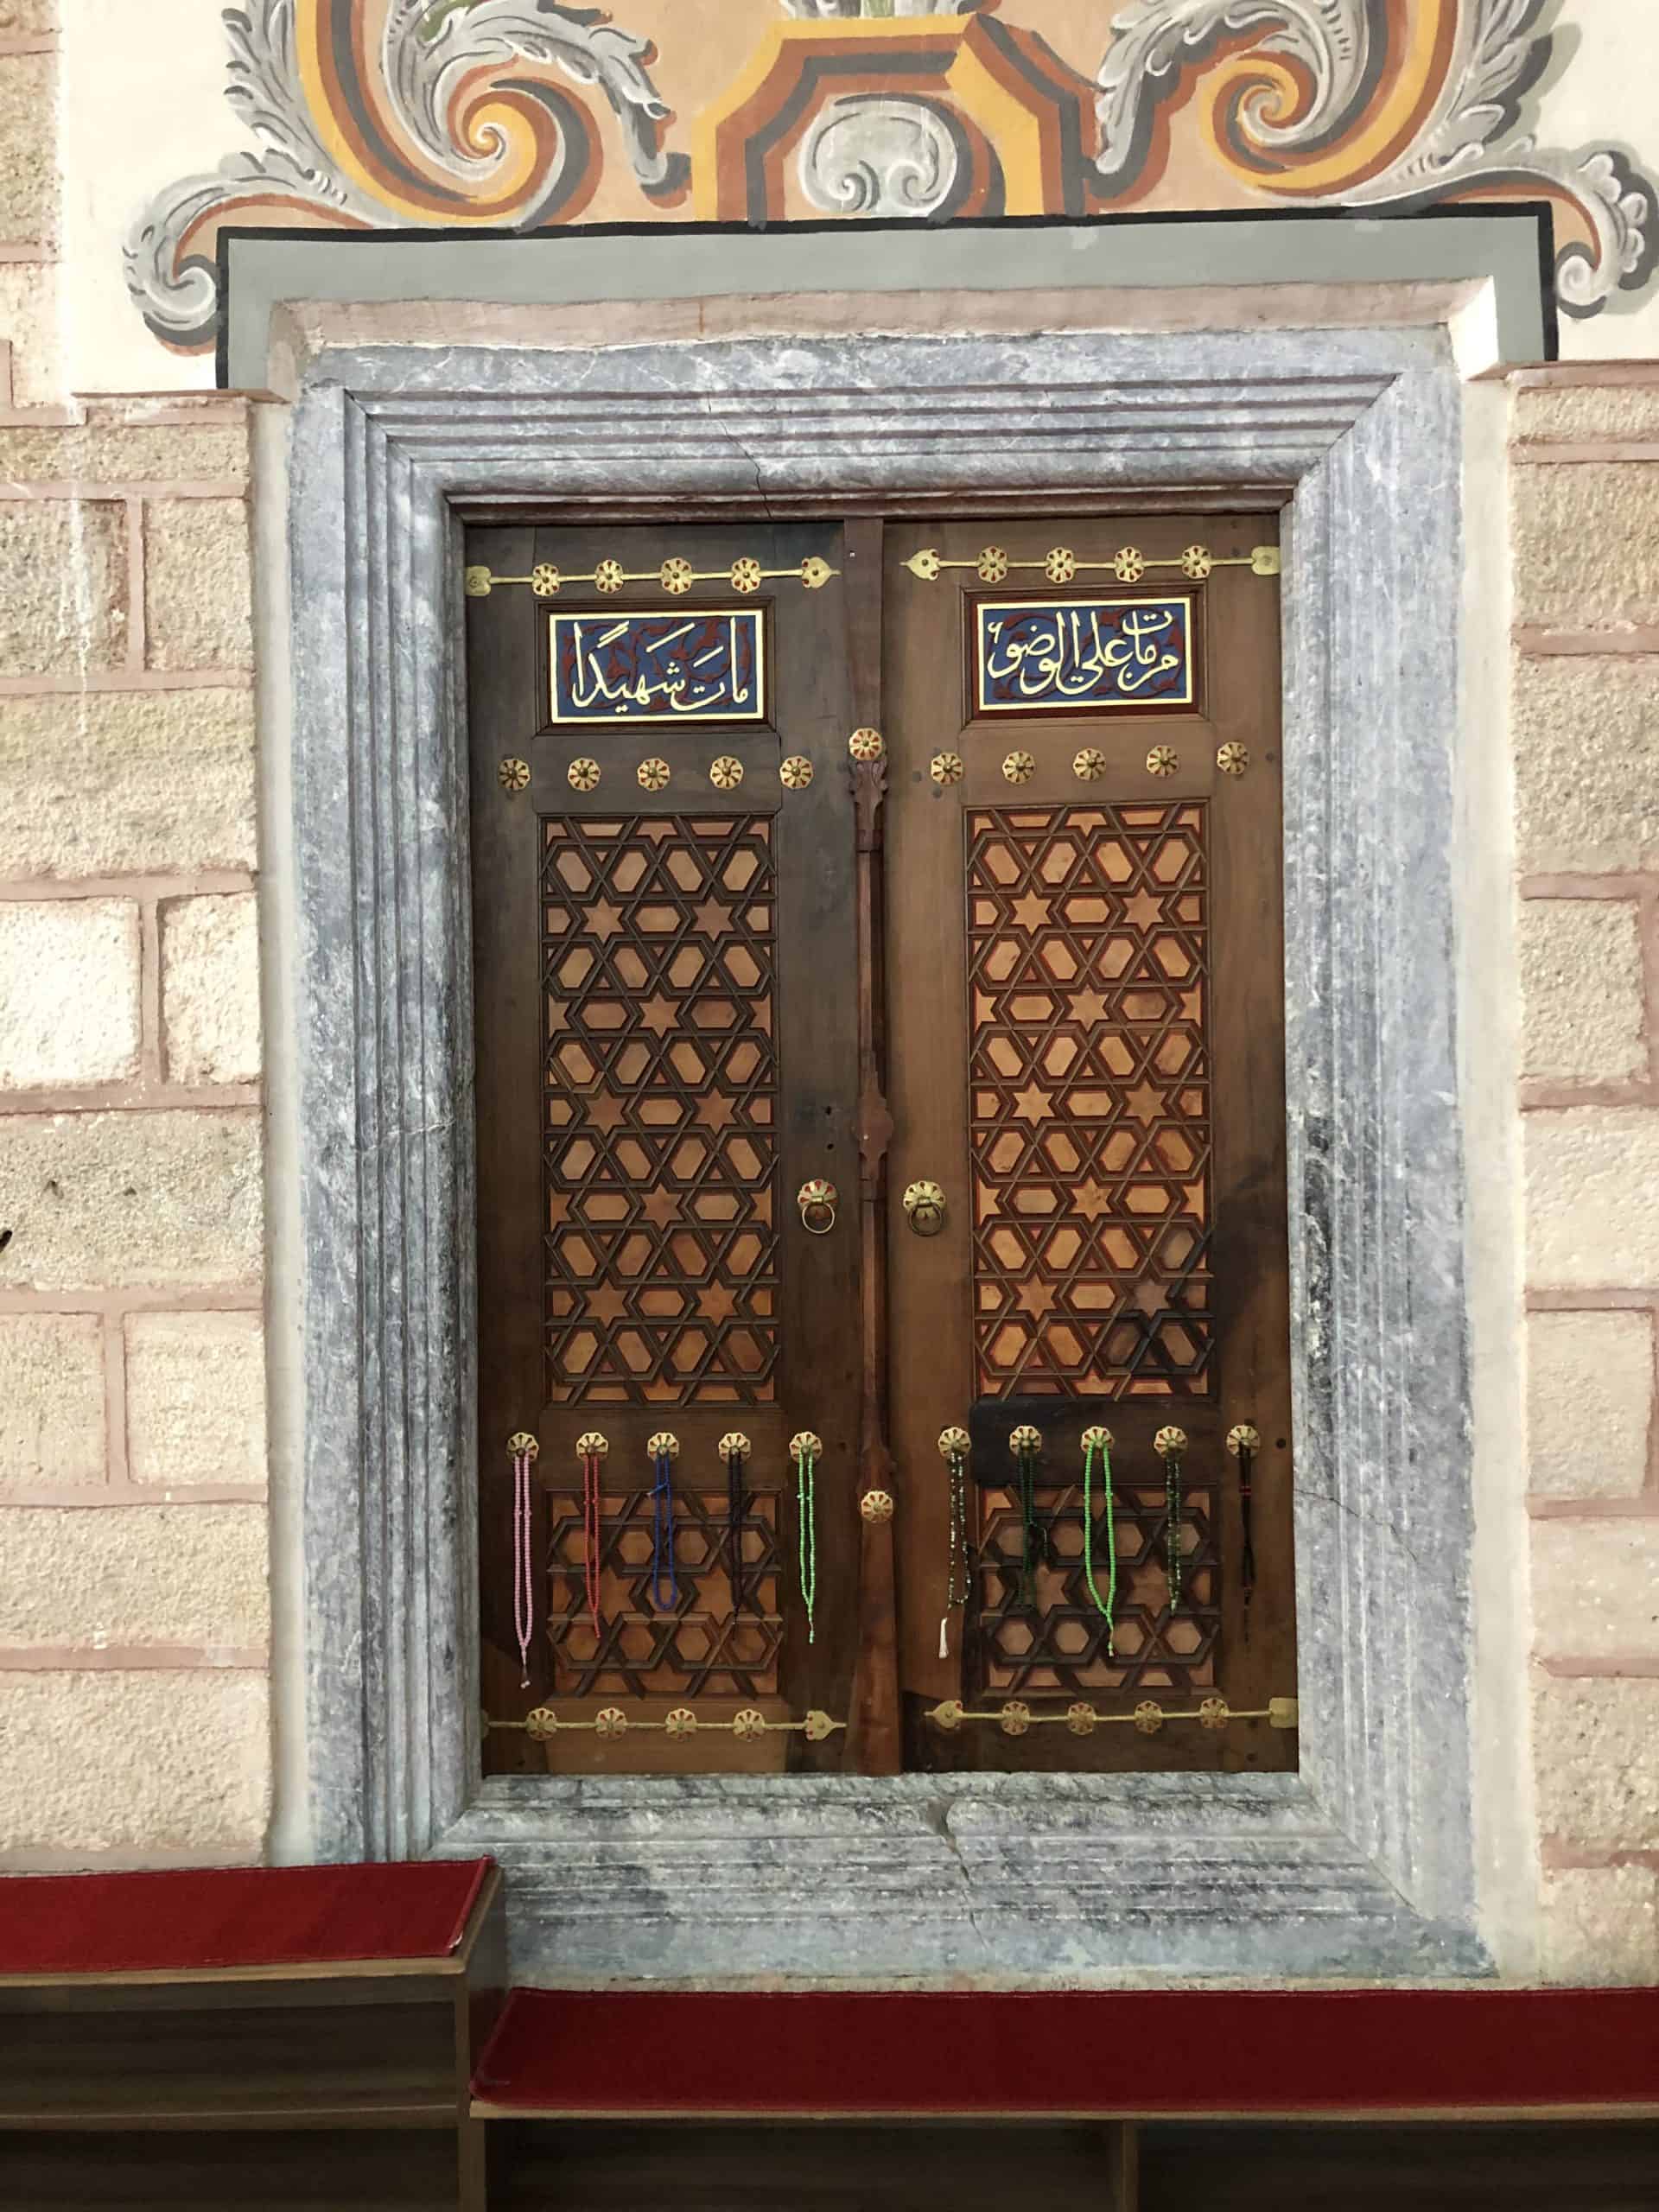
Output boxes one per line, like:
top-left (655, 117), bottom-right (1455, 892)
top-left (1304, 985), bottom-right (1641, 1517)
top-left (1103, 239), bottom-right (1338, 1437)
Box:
top-left (964, 584), bottom-right (1203, 724)
top-left (544, 602), bottom-right (772, 729)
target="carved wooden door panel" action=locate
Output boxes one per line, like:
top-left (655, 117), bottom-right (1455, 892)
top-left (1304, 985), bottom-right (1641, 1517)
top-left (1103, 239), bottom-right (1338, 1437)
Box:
top-left (467, 524), bottom-right (862, 1775)
top-left (884, 516), bottom-right (1297, 1773)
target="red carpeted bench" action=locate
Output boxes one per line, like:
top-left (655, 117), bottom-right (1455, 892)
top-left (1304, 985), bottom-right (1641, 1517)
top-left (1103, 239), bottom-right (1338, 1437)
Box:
top-left (0, 1857), bottom-right (503, 2212)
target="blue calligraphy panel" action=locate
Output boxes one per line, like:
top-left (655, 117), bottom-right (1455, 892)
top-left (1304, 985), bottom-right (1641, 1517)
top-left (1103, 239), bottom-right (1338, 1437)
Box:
top-left (975, 595), bottom-right (1195, 716)
top-left (549, 608), bottom-right (766, 725)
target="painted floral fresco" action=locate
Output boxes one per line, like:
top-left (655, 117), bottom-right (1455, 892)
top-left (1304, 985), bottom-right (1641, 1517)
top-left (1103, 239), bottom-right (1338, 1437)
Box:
top-left (125, 0), bottom-right (1658, 355)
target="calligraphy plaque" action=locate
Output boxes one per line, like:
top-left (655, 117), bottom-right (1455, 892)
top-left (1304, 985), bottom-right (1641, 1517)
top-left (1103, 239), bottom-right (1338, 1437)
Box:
top-left (974, 594), bottom-right (1196, 718)
top-left (548, 608), bottom-right (767, 726)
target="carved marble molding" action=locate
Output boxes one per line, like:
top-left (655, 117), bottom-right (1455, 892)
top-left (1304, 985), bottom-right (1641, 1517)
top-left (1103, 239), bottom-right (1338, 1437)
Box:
top-left (128, 0), bottom-right (1656, 357)
top-left (286, 320), bottom-right (1479, 1982)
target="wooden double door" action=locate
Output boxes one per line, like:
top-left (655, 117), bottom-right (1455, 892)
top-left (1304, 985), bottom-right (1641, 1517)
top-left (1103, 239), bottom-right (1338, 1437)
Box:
top-left (467, 512), bottom-right (1294, 1779)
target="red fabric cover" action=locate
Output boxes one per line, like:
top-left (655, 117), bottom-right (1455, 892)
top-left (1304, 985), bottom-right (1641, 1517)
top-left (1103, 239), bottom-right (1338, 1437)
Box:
top-left (0, 1859), bottom-right (491, 1976)
top-left (473, 1986), bottom-right (1659, 2117)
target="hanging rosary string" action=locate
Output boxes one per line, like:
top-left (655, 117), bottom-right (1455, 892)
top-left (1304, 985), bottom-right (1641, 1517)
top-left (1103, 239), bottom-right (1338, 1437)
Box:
top-left (648, 1434), bottom-right (678, 1613)
top-left (1229, 1423), bottom-right (1260, 1639)
top-left (508, 1433), bottom-right (538, 1688)
top-left (790, 1432), bottom-right (819, 1644)
top-left (1157, 1425), bottom-right (1187, 1614)
top-left (1011, 1424), bottom-right (1041, 1613)
top-left (721, 1433), bottom-right (751, 1615)
top-left (938, 1426), bottom-right (971, 1660)
top-left (576, 1436), bottom-right (605, 1632)
top-left (1080, 1424), bottom-right (1117, 1657)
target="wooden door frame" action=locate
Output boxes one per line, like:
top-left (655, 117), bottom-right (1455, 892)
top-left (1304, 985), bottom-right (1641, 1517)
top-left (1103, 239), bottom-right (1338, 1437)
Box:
top-left (284, 321), bottom-right (1478, 1984)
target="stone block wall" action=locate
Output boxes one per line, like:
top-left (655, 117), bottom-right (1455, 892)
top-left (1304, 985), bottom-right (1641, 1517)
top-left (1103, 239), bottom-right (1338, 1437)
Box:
top-left (0, 6), bottom-right (270, 1863)
top-left (1513, 367), bottom-right (1659, 1980)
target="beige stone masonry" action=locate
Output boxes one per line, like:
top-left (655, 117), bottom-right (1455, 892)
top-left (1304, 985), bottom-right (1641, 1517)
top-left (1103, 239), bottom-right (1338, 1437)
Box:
top-left (0, 896), bottom-right (139, 1087)
top-left (0, 4), bottom-right (58, 35)
top-left (1531, 1520), bottom-right (1659, 1658)
top-left (0, 50), bottom-right (55, 245)
top-left (0, 1109), bottom-right (262, 1290)
top-left (1524, 1107), bottom-right (1659, 1287)
top-left (0, 264), bottom-right (59, 406)
top-left (1538, 1866), bottom-right (1659, 1984)
top-left (1515, 383), bottom-right (1659, 446)
top-left (0, 1311), bottom-right (102, 1489)
top-left (1513, 464), bottom-right (1659, 632)
top-left (125, 1310), bottom-right (266, 1491)
top-left (0, 1501), bottom-right (267, 1646)
top-left (0, 409), bottom-right (248, 486)
top-left (0, 498), bottom-right (125, 675)
top-left (160, 892), bottom-right (261, 1085)
top-left (1527, 1308), bottom-right (1654, 1499)
top-left (0, 688), bottom-right (256, 877)
top-left (1518, 897), bottom-right (1647, 1084)
top-left (1511, 656), bottom-right (1659, 875)
top-left (143, 498), bottom-right (253, 672)
top-left (1532, 1674), bottom-right (1659, 1850)
top-left (0, 1668), bottom-right (269, 1861)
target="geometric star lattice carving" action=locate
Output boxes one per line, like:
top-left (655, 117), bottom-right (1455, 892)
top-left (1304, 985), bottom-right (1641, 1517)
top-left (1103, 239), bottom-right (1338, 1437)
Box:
top-left (966, 803), bottom-right (1211, 1400)
top-left (544, 1484), bottom-right (781, 1698)
top-left (974, 1476), bottom-right (1218, 1697)
top-left (542, 814), bottom-right (779, 1404)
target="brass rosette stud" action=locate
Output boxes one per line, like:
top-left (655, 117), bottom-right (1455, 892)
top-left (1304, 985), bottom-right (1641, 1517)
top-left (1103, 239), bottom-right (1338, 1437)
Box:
top-left (664, 1707), bottom-right (696, 1739)
top-left (976, 546), bottom-right (1009, 582)
top-left (660, 556), bottom-right (694, 595)
top-left (1066, 1701), bottom-right (1097, 1737)
top-left (789, 1431), bottom-right (823, 1461)
top-left (733, 1708), bottom-right (766, 1740)
top-left (803, 1709), bottom-right (836, 1743)
top-left (849, 727), bottom-right (885, 763)
top-left (1154, 1426), bottom-right (1189, 1458)
top-left (1147, 746), bottom-right (1179, 779)
top-left (499, 758), bottom-right (531, 793)
top-left (575, 1431), bottom-right (609, 1459)
top-left (999, 1700), bottom-right (1032, 1737)
top-left (710, 756), bottom-right (744, 791)
top-left (1225, 1424), bottom-right (1261, 1456)
top-left (1198, 1696), bottom-right (1230, 1732)
top-left (507, 1432), bottom-right (540, 1458)
top-left (524, 1706), bottom-right (559, 1741)
top-left (647, 1432), bottom-right (680, 1461)
top-left (1045, 548), bottom-right (1077, 584)
top-left (531, 563), bottom-right (562, 599)
top-left (1073, 747), bottom-right (1106, 782)
top-left (780, 754), bottom-right (814, 790)
top-left (860, 1490), bottom-right (895, 1523)
top-left (567, 758), bottom-right (600, 792)
top-left (637, 757), bottom-right (671, 792)
top-left (718, 1432), bottom-right (752, 1462)
top-left (1081, 1424), bottom-right (1113, 1451)
top-left (937, 1426), bottom-right (971, 1457)
top-left (594, 1707), bottom-right (627, 1740)
top-left (1113, 546), bottom-right (1145, 582)
top-left (1217, 742), bottom-right (1250, 778)
top-left (1008, 1423), bottom-right (1042, 1456)
top-left (930, 751), bottom-right (963, 786)
top-left (1001, 750), bottom-right (1035, 785)
top-left (731, 556), bottom-right (762, 594)
top-left (594, 558), bottom-right (625, 594)
top-left (1134, 1700), bottom-right (1165, 1736)
top-left (1180, 545), bottom-right (1214, 580)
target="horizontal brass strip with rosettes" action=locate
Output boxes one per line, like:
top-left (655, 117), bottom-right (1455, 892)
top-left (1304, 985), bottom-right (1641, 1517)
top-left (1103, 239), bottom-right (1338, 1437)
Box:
top-left (487, 1704), bottom-right (843, 1743)
top-left (927, 1694), bottom-right (1299, 1738)
top-left (904, 542), bottom-right (1280, 584)
top-left (464, 555), bottom-right (838, 599)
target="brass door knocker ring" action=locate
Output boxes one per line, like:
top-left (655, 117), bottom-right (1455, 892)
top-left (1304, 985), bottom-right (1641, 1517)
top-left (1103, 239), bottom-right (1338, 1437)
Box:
top-left (797, 1177), bottom-right (837, 1235)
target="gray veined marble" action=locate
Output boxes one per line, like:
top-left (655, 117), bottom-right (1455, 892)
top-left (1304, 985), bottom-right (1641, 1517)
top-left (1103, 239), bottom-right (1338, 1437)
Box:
top-left (286, 324), bottom-right (1480, 1983)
